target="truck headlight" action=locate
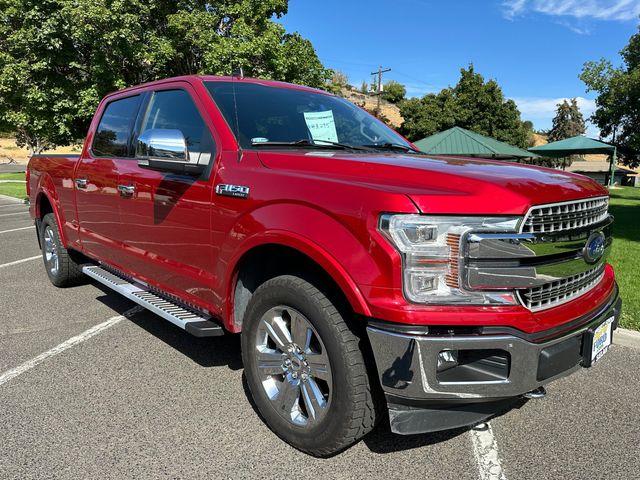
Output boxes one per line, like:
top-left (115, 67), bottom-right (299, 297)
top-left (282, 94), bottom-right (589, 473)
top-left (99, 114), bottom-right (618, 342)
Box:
top-left (379, 214), bottom-right (520, 305)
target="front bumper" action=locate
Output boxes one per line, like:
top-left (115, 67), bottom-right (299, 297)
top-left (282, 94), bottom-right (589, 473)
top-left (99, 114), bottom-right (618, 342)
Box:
top-left (366, 285), bottom-right (621, 434)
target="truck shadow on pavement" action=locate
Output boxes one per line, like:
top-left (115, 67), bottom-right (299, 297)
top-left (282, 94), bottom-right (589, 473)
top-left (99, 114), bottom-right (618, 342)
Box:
top-left (361, 396), bottom-right (529, 455)
top-left (91, 281), bottom-right (243, 371)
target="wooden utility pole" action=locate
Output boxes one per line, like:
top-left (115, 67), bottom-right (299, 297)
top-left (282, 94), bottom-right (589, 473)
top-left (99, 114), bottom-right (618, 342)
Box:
top-left (371, 66), bottom-right (391, 113)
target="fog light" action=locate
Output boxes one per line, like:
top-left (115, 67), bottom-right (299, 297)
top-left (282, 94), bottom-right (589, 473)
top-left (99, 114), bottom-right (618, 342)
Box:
top-left (437, 350), bottom-right (459, 372)
top-left (408, 272), bottom-right (438, 293)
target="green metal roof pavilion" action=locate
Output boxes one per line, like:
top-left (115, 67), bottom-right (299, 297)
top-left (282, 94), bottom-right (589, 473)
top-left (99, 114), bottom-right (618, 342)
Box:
top-left (529, 135), bottom-right (618, 187)
top-left (413, 126), bottom-right (536, 160)
top-left (528, 135), bottom-right (616, 156)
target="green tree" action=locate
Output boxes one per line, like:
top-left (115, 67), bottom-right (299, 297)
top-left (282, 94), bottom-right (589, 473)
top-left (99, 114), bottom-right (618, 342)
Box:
top-left (546, 98), bottom-right (586, 169)
top-left (370, 75), bottom-right (378, 94)
top-left (522, 120), bottom-right (536, 148)
top-left (382, 80), bottom-right (406, 103)
top-left (548, 99), bottom-right (586, 142)
top-left (360, 80), bottom-right (368, 94)
top-left (0, 0), bottom-right (331, 155)
top-left (581, 25), bottom-right (640, 167)
top-left (399, 66), bottom-right (530, 148)
top-left (327, 70), bottom-right (349, 95)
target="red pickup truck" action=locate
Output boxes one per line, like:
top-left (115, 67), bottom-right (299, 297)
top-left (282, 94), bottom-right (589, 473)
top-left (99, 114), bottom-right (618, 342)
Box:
top-left (28, 75), bottom-right (621, 456)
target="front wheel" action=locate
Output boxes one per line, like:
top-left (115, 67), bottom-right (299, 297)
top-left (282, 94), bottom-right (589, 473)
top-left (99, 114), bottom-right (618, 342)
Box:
top-left (241, 275), bottom-right (378, 457)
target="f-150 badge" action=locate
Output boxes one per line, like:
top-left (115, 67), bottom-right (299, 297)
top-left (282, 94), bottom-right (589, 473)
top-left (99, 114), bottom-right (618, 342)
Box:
top-left (215, 184), bottom-right (250, 199)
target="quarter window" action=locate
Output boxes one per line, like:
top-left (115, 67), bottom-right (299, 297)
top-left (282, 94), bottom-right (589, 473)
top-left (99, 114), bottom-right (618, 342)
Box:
top-left (92, 95), bottom-right (141, 157)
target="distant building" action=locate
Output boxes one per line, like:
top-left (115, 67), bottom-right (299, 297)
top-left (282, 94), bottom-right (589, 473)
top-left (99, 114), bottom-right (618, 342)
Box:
top-left (566, 160), bottom-right (638, 186)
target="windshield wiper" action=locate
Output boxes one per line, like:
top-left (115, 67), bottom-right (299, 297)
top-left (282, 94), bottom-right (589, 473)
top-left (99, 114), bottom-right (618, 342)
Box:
top-left (251, 139), bottom-right (368, 151)
top-left (362, 143), bottom-right (422, 154)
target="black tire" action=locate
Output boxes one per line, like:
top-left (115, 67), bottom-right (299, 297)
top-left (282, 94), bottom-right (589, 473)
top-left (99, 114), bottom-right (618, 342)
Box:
top-left (241, 275), bottom-right (378, 457)
top-left (40, 213), bottom-right (85, 287)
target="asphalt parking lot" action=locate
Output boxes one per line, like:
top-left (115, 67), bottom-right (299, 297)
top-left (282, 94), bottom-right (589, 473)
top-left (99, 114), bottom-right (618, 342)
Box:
top-left (1, 194), bottom-right (639, 480)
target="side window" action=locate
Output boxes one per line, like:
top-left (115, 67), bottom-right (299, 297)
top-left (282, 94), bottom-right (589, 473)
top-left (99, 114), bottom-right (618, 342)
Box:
top-left (92, 95), bottom-right (141, 157)
top-left (139, 89), bottom-right (214, 165)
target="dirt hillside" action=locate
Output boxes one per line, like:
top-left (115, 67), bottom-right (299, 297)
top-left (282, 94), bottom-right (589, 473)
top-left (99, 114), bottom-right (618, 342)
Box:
top-left (0, 137), bottom-right (80, 165)
top-left (341, 89), bottom-right (404, 128)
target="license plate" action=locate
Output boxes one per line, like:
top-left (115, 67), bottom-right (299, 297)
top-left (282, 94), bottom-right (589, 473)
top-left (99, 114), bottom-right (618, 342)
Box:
top-left (590, 316), bottom-right (614, 364)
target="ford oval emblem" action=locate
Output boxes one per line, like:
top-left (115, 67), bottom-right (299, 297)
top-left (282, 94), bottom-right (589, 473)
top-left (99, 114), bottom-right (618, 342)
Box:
top-left (583, 231), bottom-right (606, 264)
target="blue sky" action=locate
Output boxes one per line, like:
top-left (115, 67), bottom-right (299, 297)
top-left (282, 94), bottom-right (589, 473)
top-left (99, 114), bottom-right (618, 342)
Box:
top-left (279, 0), bottom-right (640, 137)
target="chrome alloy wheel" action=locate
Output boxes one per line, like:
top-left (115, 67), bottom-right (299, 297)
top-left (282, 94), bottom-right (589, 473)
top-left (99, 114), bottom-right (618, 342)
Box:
top-left (43, 225), bottom-right (59, 276)
top-left (254, 306), bottom-right (333, 428)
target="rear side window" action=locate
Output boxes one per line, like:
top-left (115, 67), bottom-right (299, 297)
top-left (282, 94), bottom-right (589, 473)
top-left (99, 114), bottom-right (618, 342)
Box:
top-left (139, 89), bottom-right (214, 165)
top-left (92, 95), bottom-right (141, 157)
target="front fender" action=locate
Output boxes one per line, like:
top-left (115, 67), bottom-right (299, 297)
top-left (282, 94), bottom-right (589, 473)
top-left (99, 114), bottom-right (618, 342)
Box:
top-left (220, 203), bottom-right (383, 330)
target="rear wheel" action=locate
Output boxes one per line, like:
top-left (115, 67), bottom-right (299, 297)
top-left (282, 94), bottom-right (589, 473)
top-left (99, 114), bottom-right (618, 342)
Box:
top-left (40, 213), bottom-right (85, 287)
top-left (241, 275), bottom-right (378, 457)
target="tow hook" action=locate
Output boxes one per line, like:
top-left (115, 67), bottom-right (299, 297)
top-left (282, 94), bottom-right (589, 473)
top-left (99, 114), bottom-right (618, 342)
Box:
top-left (522, 386), bottom-right (546, 399)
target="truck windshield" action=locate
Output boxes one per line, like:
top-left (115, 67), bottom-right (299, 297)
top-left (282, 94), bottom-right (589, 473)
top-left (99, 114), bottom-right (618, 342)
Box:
top-left (204, 81), bottom-right (413, 151)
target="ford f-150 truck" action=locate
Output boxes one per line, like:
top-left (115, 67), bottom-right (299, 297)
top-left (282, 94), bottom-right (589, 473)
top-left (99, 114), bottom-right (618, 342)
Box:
top-left (28, 75), bottom-right (621, 457)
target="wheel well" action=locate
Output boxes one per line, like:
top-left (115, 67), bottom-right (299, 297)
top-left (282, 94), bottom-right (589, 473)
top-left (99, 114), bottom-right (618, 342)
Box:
top-left (232, 244), bottom-right (353, 331)
top-left (33, 194), bottom-right (54, 249)
top-left (35, 193), bottom-right (87, 263)
top-left (37, 193), bottom-right (53, 219)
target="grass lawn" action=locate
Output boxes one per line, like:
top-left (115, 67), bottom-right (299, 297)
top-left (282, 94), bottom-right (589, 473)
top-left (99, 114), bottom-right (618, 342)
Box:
top-left (0, 172), bottom-right (27, 200)
top-left (608, 187), bottom-right (640, 331)
top-left (0, 172), bottom-right (26, 181)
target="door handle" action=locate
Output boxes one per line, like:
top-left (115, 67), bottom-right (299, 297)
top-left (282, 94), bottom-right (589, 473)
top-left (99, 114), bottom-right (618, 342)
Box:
top-left (75, 178), bottom-right (88, 189)
top-left (117, 184), bottom-right (136, 197)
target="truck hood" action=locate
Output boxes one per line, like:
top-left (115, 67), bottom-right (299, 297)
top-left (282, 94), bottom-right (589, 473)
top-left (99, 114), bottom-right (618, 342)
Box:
top-left (257, 151), bottom-right (608, 215)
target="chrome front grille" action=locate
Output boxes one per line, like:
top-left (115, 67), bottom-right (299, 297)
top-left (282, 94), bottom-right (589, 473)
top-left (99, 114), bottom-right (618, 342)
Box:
top-left (522, 197), bottom-right (609, 234)
top-left (517, 264), bottom-right (606, 311)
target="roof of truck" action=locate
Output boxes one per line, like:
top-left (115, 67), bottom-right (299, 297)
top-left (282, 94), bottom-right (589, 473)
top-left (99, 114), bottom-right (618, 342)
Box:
top-left (104, 75), bottom-right (331, 99)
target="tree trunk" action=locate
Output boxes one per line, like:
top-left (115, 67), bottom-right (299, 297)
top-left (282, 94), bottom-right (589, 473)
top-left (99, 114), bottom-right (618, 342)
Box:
top-left (26, 138), bottom-right (46, 157)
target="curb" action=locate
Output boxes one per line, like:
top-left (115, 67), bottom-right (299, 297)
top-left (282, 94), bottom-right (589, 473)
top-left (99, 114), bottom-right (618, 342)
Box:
top-left (615, 328), bottom-right (640, 350)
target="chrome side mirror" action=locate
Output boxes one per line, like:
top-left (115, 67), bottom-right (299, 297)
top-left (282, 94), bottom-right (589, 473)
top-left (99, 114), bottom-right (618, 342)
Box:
top-left (136, 129), bottom-right (188, 161)
top-left (135, 129), bottom-right (204, 175)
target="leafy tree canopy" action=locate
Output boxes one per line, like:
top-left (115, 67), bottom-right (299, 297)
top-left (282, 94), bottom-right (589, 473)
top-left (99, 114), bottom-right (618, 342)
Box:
top-left (381, 80), bottom-right (405, 103)
top-left (399, 65), bottom-right (530, 149)
top-left (0, 0), bottom-right (331, 154)
top-left (581, 25), bottom-right (640, 167)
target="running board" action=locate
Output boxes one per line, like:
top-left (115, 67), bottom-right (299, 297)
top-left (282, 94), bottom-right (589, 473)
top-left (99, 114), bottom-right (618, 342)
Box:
top-left (82, 265), bottom-right (223, 337)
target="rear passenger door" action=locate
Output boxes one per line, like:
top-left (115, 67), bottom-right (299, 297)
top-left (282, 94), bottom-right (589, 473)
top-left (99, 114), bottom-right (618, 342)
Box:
top-left (116, 85), bottom-right (218, 307)
top-left (75, 94), bottom-right (142, 263)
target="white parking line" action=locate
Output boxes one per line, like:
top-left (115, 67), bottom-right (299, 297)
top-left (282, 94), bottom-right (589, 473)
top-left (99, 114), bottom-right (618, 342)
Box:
top-left (471, 423), bottom-right (507, 480)
top-left (0, 212), bottom-right (29, 217)
top-left (0, 255), bottom-right (41, 269)
top-left (0, 226), bottom-right (34, 234)
top-left (0, 315), bottom-right (125, 387)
